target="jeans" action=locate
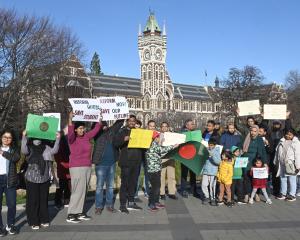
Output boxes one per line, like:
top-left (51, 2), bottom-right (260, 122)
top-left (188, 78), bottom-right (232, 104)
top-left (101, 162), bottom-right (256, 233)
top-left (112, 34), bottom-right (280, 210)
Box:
top-left (148, 171), bottom-right (161, 207)
top-left (297, 176), bottom-right (300, 193)
top-left (201, 175), bottom-right (216, 200)
top-left (135, 158), bottom-right (150, 197)
top-left (0, 175), bottom-right (16, 227)
top-left (95, 163), bottom-right (116, 208)
top-left (231, 179), bottom-right (244, 202)
top-left (280, 175), bottom-right (297, 197)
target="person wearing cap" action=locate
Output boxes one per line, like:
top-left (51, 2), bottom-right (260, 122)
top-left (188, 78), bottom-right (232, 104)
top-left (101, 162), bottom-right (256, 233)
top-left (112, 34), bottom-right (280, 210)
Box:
top-left (230, 146), bottom-right (246, 204)
top-left (146, 131), bottom-right (177, 212)
top-left (92, 120), bottom-right (125, 215)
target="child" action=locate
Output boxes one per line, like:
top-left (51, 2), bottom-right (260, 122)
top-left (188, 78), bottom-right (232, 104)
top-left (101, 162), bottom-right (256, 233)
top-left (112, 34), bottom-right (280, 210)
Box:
top-left (146, 132), bottom-right (177, 212)
top-left (249, 158), bottom-right (272, 204)
top-left (201, 138), bottom-right (221, 206)
top-left (231, 146), bottom-right (246, 204)
top-left (217, 150), bottom-right (234, 207)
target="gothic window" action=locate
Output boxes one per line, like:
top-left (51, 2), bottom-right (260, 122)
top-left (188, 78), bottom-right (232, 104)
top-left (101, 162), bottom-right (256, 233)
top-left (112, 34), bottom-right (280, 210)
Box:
top-left (157, 95), bottom-right (163, 109)
top-left (183, 102), bottom-right (189, 111)
top-left (127, 98), bottom-right (134, 108)
top-left (208, 102), bottom-right (213, 112)
top-left (190, 102), bottom-right (194, 111)
top-left (215, 104), bottom-right (221, 112)
top-left (70, 67), bottom-right (77, 76)
top-left (136, 100), bottom-right (141, 109)
top-left (155, 65), bottom-right (159, 80)
top-left (197, 102), bottom-right (201, 112)
top-left (143, 96), bottom-right (150, 110)
top-left (174, 101), bottom-right (179, 110)
top-left (202, 102), bottom-right (207, 112)
top-left (147, 65), bottom-right (152, 80)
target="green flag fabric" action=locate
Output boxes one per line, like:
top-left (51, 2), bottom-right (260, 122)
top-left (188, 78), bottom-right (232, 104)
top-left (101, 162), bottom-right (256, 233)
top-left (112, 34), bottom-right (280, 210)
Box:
top-left (183, 130), bottom-right (202, 142)
top-left (165, 141), bottom-right (209, 175)
top-left (26, 114), bottom-right (59, 140)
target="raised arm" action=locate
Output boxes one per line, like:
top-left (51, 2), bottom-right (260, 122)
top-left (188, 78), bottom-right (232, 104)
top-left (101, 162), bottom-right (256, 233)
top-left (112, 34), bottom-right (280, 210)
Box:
top-left (21, 131), bottom-right (29, 155)
top-left (86, 122), bottom-right (102, 139)
top-left (49, 133), bottom-right (61, 155)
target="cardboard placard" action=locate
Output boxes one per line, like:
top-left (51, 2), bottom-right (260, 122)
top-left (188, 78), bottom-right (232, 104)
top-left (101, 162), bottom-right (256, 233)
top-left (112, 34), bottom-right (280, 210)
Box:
top-left (234, 157), bottom-right (248, 168)
top-left (253, 167), bottom-right (268, 179)
top-left (98, 96), bottom-right (129, 121)
top-left (128, 129), bottom-right (153, 149)
top-left (238, 100), bottom-right (260, 116)
top-left (68, 98), bottom-right (101, 122)
top-left (161, 132), bottom-right (186, 146)
top-left (263, 104), bottom-right (287, 120)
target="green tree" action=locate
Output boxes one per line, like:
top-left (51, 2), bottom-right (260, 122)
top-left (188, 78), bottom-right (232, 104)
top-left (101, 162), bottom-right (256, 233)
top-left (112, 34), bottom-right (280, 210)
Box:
top-left (90, 52), bottom-right (101, 75)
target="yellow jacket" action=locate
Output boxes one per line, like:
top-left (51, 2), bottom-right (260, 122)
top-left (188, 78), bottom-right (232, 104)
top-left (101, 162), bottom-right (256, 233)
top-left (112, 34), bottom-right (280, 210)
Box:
top-left (217, 160), bottom-right (234, 185)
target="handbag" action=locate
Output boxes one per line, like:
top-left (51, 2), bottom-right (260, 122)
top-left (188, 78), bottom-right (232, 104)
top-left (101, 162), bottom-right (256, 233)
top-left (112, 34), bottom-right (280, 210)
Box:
top-left (285, 159), bottom-right (297, 175)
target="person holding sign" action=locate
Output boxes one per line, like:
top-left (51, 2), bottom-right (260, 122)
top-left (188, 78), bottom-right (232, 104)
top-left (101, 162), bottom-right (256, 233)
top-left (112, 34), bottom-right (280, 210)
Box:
top-left (21, 130), bottom-right (60, 230)
top-left (180, 119), bottom-right (201, 199)
top-left (273, 128), bottom-right (300, 202)
top-left (66, 112), bottom-right (102, 224)
top-left (113, 115), bottom-right (143, 213)
top-left (231, 146), bottom-right (246, 204)
top-left (249, 158), bottom-right (272, 204)
top-left (160, 122), bottom-right (178, 200)
top-left (235, 108), bottom-right (258, 140)
top-left (0, 129), bottom-right (20, 236)
top-left (146, 132), bottom-right (177, 212)
top-left (92, 119), bottom-right (125, 215)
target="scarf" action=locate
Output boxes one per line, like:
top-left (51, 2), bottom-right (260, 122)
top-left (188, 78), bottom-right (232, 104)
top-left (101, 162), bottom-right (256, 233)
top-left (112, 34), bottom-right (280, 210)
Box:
top-left (27, 142), bottom-right (47, 175)
top-left (243, 125), bottom-right (259, 153)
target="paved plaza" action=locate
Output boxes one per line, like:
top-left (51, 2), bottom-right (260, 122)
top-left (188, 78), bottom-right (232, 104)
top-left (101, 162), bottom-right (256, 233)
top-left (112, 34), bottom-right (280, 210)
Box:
top-left (3, 193), bottom-right (300, 240)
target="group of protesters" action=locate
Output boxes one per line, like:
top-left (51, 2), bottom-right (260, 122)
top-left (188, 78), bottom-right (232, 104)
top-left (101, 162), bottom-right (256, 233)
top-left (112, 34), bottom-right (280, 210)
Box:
top-left (0, 109), bottom-right (300, 234)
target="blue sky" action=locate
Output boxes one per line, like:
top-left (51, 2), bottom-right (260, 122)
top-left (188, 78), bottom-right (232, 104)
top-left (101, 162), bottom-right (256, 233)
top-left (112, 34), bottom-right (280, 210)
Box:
top-left (1, 0), bottom-right (299, 86)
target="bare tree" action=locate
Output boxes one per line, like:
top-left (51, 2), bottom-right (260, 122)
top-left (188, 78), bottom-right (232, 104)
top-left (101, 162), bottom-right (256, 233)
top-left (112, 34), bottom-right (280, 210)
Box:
top-left (285, 70), bottom-right (300, 128)
top-left (0, 8), bottom-right (85, 130)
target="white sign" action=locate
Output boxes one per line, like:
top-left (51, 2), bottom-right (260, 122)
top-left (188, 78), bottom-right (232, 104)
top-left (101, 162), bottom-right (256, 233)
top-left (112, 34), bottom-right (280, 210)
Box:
top-left (43, 113), bottom-right (61, 131)
top-left (98, 96), bottom-right (129, 121)
top-left (253, 167), bottom-right (268, 179)
top-left (68, 98), bottom-right (101, 122)
top-left (264, 104), bottom-right (287, 120)
top-left (238, 100), bottom-right (260, 116)
top-left (161, 132), bottom-right (186, 146)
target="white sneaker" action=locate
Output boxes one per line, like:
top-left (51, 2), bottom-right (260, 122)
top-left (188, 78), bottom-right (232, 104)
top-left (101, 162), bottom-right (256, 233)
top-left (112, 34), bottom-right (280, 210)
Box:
top-left (296, 192), bottom-right (300, 197)
top-left (266, 199), bottom-right (272, 205)
top-left (249, 198), bottom-right (254, 204)
top-left (31, 225), bottom-right (40, 230)
top-left (40, 223), bottom-right (50, 228)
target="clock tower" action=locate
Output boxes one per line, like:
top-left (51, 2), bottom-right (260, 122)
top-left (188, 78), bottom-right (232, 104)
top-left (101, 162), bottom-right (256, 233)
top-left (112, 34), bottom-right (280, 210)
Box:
top-left (138, 12), bottom-right (168, 108)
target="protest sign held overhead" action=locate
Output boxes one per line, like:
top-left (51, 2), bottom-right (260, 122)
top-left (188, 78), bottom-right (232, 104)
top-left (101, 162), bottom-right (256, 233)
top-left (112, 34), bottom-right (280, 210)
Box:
top-left (263, 104), bottom-right (287, 120)
top-left (98, 96), bottom-right (129, 121)
top-left (69, 98), bottom-right (101, 122)
top-left (238, 100), bottom-right (260, 116)
top-left (43, 113), bottom-right (61, 131)
top-left (128, 129), bottom-right (153, 149)
top-left (26, 114), bottom-right (59, 140)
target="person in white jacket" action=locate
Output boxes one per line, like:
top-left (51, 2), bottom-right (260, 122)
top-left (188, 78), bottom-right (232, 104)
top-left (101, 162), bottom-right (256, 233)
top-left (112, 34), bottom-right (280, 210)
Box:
top-left (273, 129), bottom-right (300, 201)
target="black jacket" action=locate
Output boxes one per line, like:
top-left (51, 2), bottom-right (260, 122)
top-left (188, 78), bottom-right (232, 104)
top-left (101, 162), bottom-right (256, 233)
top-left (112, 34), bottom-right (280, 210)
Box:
top-left (2, 147), bottom-right (20, 188)
top-left (92, 120), bottom-right (124, 165)
top-left (202, 129), bottom-right (221, 144)
top-left (113, 127), bottom-right (143, 167)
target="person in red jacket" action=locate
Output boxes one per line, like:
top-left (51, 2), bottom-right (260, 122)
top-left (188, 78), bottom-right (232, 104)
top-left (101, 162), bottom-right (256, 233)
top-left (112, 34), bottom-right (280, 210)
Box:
top-left (249, 158), bottom-right (272, 205)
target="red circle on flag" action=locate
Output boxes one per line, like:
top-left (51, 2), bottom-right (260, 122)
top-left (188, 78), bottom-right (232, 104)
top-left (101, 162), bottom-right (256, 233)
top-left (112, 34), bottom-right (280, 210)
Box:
top-left (178, 144), bottom-right (197, 160)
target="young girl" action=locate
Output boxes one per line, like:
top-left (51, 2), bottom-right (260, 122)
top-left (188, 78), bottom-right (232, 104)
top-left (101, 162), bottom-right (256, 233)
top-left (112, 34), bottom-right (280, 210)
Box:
top-left (0, 129), bottom-right (20, 235)
top-left (146, 132), bottom-right (177, 212)
top-left (217, 150), bottom-right (234, 207)
top-left (249, 158), bottom-right (272, 204)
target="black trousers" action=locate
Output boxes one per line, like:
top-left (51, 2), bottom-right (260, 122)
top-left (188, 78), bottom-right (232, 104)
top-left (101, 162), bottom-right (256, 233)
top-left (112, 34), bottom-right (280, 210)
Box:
top-left (120, 165), bottom-right (140, 207)
top-left (243, 170), bottom-right (252, 196)
top-left (270, 161), bottom-right (280, 196)
top-left (54, 179), bottom-right (71, 206)
top-left (180, 164), bottom-right (196, 192)
top-left (148, 171), bottom-right (161, 207)
top-left (26, 181), bottom-right (50, 226)
top-left (231, 179), bottom-right (244, 202)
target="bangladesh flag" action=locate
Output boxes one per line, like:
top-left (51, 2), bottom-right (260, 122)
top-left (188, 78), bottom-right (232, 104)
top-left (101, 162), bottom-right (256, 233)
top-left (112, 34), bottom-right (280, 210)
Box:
top-left (165, 141), bottom-right (209, 175)
top-left (26, 114), bottom-right (59, 140)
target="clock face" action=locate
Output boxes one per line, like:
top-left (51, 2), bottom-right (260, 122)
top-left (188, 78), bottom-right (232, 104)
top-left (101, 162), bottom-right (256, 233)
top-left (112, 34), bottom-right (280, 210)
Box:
top-left (144, 50), bottom-right (150, 60)
top-left (155, 50), bottom-right (162, 60)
